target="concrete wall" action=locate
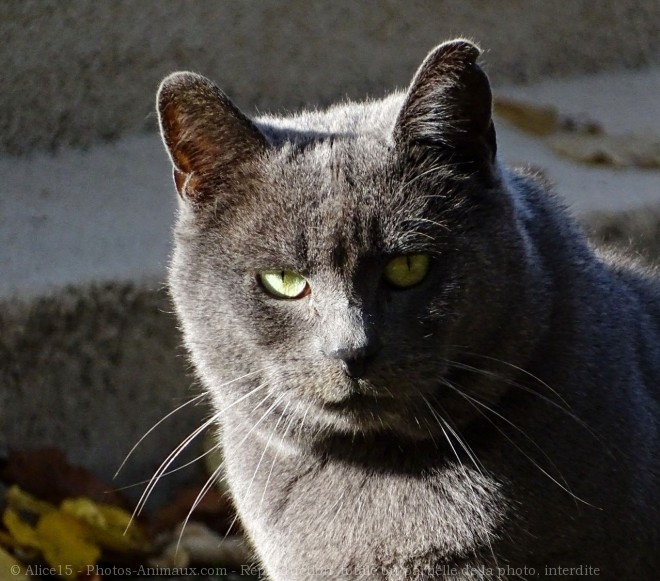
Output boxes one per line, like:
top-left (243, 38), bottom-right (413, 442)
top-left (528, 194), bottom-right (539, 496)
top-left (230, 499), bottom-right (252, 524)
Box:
top-left (0, 283), bottom-right (205, 504)
top-left (3, 0), bottom-right (659, 154)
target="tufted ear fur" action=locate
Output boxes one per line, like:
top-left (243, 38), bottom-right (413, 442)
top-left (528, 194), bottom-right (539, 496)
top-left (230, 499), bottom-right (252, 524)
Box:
top-left (157, 72), bottom-right (268, 204)
top-left (393, 40), bottom-right (496, 173)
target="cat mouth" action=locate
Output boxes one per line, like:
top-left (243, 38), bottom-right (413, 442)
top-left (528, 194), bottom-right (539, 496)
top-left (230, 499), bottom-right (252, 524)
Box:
top-left (316, 384), bottom-right (413, 432)
top-left (321, 391), bottom-right (380, 412)
top-left (319, 378), bottom-right (397, 410)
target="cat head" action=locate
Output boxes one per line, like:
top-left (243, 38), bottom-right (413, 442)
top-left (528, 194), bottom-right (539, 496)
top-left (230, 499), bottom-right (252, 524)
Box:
top-left (158, 40), bottom-right (540, 445)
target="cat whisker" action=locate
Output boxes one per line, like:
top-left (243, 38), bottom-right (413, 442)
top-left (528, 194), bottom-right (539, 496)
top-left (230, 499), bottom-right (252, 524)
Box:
top-left (189, 392), bottom-right (287, 548)
top-left (423, 418), bottom-right (440, 450)
top-left (243, 399), bottom-right (291, 509)
top-left (420, 394), bottom-right (487, 478)
top-left (211, 366), bottom-right (280, 418)
top-left (128, 375), bottom-right (272, 529)
top-left (449, 355), bottom-right (611, 458)
top-left (112, 444), bottom-right (219, 492)
top-left (449, 352), bottom-right (609, 452)
top-left (114, 390), bottom-right (207, 479)
top-left (418, 391), bottom-right (497, 548)
top-left (441, 377), bottom-right (597, 508)
top-left (214, 388), bottom-right (279, 462)
top-left (257, 401), bottom-right (301, 517)
top-left (424, 400), bottom-right (499, 567)
top-left (118, 366), bottom-right (275, 479)
top-left (441, 357), bottom-right (591, 434)
top-left (450, 349), bottom-right (570, 408)
top-left (129, 412), bottom-right (220, 530)
top-left (176, 443), bottom-right (228, 552)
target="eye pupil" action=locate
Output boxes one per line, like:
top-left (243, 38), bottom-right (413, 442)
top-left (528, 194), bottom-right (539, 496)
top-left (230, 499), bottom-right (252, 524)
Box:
top-left (384, 254), bottom-right (430, 289)
top-left (259, 269), bottom-right (310, 299)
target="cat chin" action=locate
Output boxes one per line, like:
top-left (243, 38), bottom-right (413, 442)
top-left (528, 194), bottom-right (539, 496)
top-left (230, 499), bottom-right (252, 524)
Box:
top-left (291, 397), bottom-right (462, 444)
top-left (337, 418), bottom-right (437, 442)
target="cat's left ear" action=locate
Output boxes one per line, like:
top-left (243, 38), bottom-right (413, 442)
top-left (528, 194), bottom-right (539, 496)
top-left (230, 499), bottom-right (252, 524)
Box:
top-left (157, 72), bottom-right (268, 205)
top-left (394, 39), bottom-right (496, 170)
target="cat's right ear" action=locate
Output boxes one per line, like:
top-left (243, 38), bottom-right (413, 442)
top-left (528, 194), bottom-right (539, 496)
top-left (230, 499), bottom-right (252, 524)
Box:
top-left (157, 72), bottom-right (268, 204)
top-left (393, 40), bottom-right (496, 176)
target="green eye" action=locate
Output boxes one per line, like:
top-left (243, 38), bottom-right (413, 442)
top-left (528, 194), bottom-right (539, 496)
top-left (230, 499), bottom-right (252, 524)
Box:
top-left (259, 270), bottom-right (310, 299)
top-left (384, 254), bottom-right (430, 288)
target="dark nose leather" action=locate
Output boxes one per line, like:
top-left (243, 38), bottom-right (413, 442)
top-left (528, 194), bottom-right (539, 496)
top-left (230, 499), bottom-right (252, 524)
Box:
top-left (327, 345), bottom-right (378, 378)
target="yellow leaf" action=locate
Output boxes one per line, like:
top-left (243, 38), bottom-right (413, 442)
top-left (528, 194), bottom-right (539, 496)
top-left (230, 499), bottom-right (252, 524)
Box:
top-left (2, 486), bottom-right (149, 578)
top-left (6, 486), bottom-right (56, 516)
top-left (60, 498), bottom-right (106, 529)
top-left (36, 511), bottom-right (100, 581)
top-left (2, 507), bottom-right (41, 550)
top-left (0, 530), bottom-right (16, 547)
top-left (61, 498), bottom-right (149, 553)
top-left (0, 546), bottom-right (30, 581)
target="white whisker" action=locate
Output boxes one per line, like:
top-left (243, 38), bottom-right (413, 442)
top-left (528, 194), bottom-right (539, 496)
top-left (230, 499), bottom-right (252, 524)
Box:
top-left (112, 438), bottom-right (228, 493)
top-left (127, 374), bottom-right (272, 531)
top-left (176, 446), bottom-right (226, 552)
top-left (129, 412), bottom-right (219, 529)
top-left (244, 400), bottom-right (290, 508)
top-left (257, 400), bottom-right (300, 517)
top-left (442, 377), bottom-right (597, 508)
top-left (114, 391), bottom-right (206, 479)
top-left (420, 393), bottom-right (498, 567)
top-left (183, 392), bottom-right (286, 548)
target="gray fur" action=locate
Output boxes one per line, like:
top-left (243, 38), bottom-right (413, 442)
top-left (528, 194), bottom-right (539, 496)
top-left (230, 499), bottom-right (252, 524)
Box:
top-left (157, 40), bottom-right (660, 579)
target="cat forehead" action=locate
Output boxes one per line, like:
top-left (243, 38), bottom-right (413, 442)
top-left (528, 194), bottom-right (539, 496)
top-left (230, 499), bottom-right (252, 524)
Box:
top-left (237, 120), bottom-right (447, 259)
top-left (254, 132), bottom-right (427, 230)
top-left (253, 147), bottom-right (392, 241)
top-left (263, 135), bottom-right (393, 192)
top-left (226, 143), bottom-right (437, 271)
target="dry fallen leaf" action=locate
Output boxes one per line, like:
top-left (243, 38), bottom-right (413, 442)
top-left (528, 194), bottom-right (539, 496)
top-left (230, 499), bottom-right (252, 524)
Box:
top-left (6, 485), bottom-right (55, 516)
top-left (1, 448), bottom-right (129, 508)
top-left (61, 497), bottom-right (149, 554)
top-left (548, 132), bottom-right (660, 168)
top-left (3, 506), bottom-right (43, 550)
top-left (36, 511), bottom-right (101, 581)
top-left (494, 97), bottom-right (560, 136)
top-left (0, 545), bottom-right (30, 581)
top-left (494, 96), bottom-right (659, 169)
top-left (2, 486), bottom-right (149, 580)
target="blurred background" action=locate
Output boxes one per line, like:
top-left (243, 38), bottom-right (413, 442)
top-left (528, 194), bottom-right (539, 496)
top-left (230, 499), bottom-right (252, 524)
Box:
top-left (1, 0), bottom-right (659, 547)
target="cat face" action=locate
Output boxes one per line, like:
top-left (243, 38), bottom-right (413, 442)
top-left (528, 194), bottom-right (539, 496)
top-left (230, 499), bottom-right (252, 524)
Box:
top-left (159, 41), bottom-right (537, 444)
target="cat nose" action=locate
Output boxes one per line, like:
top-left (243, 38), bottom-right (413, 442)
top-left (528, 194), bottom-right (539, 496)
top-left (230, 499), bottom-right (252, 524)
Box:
top-left (327, 345), bottom-right (379, 379)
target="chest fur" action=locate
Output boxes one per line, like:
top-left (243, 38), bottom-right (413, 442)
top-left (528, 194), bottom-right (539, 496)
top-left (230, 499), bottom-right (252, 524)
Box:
top-left (225, 434), bottom-right (504, 580)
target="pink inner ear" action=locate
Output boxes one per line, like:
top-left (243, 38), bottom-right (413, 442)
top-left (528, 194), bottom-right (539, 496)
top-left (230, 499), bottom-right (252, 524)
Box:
top-left (162, 103), bottom-right (213, 198)
top-left (172, 143), bottom-right (194, 173)
top-left (158, 72), bottom-right (270, 204)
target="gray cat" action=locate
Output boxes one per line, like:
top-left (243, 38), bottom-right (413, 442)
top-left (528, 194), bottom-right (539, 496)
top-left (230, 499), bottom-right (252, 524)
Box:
top-left (156, 40), bottom-right (659, 579)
